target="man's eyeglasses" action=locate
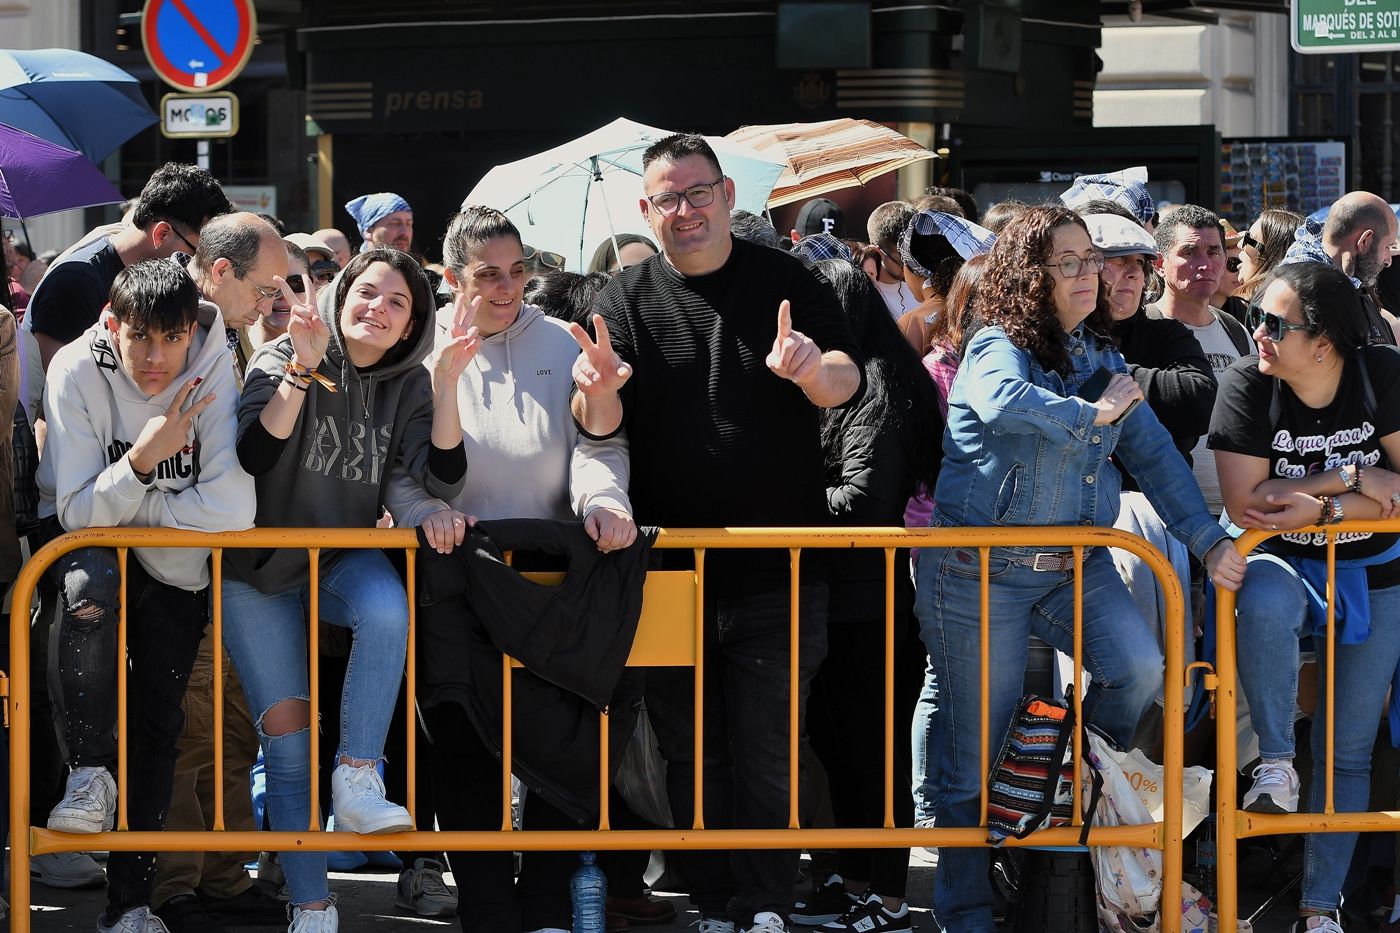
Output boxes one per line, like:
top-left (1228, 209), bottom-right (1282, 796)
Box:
top-left (1226, 256), bottom-right (1242, 274)
top-left (522, 245), bottom-right (565, 272)
top-left (645, 178), bottom-right (725, 215)
top-left (1043, 251), bottom-right (1105, 279)
top-left (230, 260), bottom-right (280, 302)
top-left (1247, 305), bottom-right (1313, 341)
top-left (163, 221), bottom-right (198, 255)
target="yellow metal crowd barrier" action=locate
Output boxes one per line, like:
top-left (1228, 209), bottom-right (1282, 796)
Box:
top-left (7, 525), bottom-right (1188, 933)
top-left (1211, 521), bottom-right (1400, 932)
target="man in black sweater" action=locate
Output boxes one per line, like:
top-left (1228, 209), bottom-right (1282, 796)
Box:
top-left (571, 133), bottom-right (862, 933)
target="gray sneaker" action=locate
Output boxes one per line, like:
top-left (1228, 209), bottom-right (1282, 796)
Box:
top-left (395, 858), bottom-right (458, 917)
top-left (50, 766), bottom-right (117, 833)
top-left (96, 906), bottom-right (170, 932)
top-left (31, 851), bottom-right (106, 888)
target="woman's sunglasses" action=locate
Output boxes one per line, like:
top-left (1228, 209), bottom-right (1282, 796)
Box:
top-left (522, 244), bottom-right (565, 272)
top-left (1247, 305), bottom-right (1313, 341)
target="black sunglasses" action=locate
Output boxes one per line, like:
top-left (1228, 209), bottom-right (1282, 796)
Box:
top-left (1247, 305), bottom-right (1313, 341)
top-left (284, 274), bottom-right (306, 295)
top-left (1239, 232), bottom-right (1262, 252)
top-left (1226, 256), bottom-right (1242, 274)
top-left (310, 260), bottom-right (339, 284)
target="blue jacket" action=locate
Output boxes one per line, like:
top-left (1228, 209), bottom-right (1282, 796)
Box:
top-left (933, 324), bottom-right (1228, 561)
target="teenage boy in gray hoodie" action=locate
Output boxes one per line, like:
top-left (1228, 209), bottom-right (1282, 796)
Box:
top-left (36, 259), bottom-right (256, 933)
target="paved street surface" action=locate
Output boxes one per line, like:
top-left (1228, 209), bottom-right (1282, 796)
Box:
top-left (14, 850), bottom-right (942, 932)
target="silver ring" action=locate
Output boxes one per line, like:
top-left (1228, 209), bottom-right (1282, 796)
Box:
top-left (1391, 492), bottom-right (1400, 505)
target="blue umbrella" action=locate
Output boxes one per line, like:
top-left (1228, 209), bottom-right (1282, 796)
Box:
top-left (0, 123), bottom-right (124, 220)
top-left (0, 48), bottom-right (157, 163)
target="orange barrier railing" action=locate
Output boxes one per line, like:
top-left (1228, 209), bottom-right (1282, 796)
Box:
top-left (8, 525), bottom-right (1188, 933)
top-left (1212, 522), bottom-right (1400, 931)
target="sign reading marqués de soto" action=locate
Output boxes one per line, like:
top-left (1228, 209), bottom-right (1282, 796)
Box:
top-left (161, 92), bottom-right (239, 138)
top-left (1293, 0), bottom-right (1400, 54)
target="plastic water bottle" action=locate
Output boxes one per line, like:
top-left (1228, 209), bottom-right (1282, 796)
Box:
top-left (571, 851), bottom-right (607, 933)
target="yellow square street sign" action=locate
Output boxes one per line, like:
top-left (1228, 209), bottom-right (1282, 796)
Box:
top-left (160, 92), bottom-right (239, 138)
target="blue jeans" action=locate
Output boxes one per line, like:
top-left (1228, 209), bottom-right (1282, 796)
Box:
top-left (914, 546), bottom-right (1163, 933)
top-left (221, 549), bottom-right (409, 906)
top-left (910, 659), bottom-right (940, 824)
top-left (1234, 558), bottom-right (1400, 912)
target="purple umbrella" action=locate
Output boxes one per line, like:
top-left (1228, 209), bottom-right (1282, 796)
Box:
top-left (0, 121), bottom-right (124, 220)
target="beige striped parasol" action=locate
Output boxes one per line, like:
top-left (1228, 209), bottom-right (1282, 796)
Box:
top-left (726, 118), bottom-right (934, 209)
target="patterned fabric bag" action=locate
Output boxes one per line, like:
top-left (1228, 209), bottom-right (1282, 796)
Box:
top-left (986, 694), bottom-right (1086, 844)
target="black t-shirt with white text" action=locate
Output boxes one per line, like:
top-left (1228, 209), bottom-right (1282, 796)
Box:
top-left (26, 237), bottom-right (124, 345)
top-left (1208, 346), bottom-right (1400, 587)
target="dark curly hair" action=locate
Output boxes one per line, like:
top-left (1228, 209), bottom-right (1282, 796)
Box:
top-left (972, 205), bottom-right (1111, 375)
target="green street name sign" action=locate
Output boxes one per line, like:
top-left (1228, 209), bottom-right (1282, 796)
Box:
top-left (1293, 0), bottom-right (1400, 53)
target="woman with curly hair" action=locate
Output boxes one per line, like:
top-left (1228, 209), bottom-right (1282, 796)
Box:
top-left (914, 205), bottom-right (1246, 933)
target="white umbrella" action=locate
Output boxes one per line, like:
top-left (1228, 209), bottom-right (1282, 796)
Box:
top-left (464, 117), bottom-right (785, 270)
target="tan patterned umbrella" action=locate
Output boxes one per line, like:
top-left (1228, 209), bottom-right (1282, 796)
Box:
top-left (726, 118), bottom-right (934, 209)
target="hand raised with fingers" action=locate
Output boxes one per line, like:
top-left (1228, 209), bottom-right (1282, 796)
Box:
top-left (128, 379), bottom-right (218, 477)
top-left (279, 273), bottom-right (329, 370)
top-left (569, 314), bottom-right (631, 397)
top-left (433, 292), bottom-right (483, 387)
top-left (766, 299), bottom-right (821, 386)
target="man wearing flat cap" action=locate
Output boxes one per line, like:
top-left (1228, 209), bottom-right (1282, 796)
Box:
top-left (344, 192), bottom-right (414, 254)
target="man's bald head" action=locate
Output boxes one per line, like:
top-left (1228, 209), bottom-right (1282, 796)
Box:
top-left (1323, 191), bottom-right (1397, 287)
top-left (313, 228), bottom-right (351, 268)
top-left (192, 212), bottom-right (290, 327)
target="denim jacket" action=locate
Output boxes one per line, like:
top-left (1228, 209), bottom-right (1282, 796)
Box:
top-left (932, 324), bottom-right (1228, 561)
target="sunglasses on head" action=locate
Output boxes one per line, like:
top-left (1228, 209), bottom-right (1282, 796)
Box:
top-left (522, 245), bottom-right (565, 272)
top-left (1247, 304), bottom-right (1313, 341)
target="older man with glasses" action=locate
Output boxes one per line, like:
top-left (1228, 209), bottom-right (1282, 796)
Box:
top-left (570, 133), bottom-right (862, 933)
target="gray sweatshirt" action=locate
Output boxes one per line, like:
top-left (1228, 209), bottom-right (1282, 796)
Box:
top-left (226, 275), bottom-right (463, 594)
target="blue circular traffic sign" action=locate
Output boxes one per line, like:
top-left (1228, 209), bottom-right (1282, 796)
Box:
top-left (142, 0), bottom-right (256, 93)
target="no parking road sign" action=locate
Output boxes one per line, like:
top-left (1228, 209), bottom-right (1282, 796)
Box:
top-left (142, 0), bottom-right (257, 92)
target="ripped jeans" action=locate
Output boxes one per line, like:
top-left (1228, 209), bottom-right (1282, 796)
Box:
top-left (52, 546), bottom-right (209, 916)
top-left (220, 549), bottom-right (409, 906)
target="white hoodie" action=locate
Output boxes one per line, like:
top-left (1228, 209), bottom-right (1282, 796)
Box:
top-left (37, 301), bottom-right (256, 590)
top-left (404, 302), bottom-right (629, 525)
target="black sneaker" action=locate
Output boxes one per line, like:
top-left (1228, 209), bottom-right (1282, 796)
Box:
top-left (819, 893), bottom-right (912, 933)
top-left (792, 875), bottom-right (857, 926)
top-left (155, 894), bottom-right (230, 933)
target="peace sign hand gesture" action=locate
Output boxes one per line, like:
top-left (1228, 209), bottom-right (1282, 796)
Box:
top-left (766, 299), bottom-right (821, 387)
top-left (432, 292), bottom-right (483, 389)
top-left (569, 314), bottom-right (632, 397)
top-left (278, 273), bottom-right (329, 370)
top-left (128, 379), bottom-right (218, 478)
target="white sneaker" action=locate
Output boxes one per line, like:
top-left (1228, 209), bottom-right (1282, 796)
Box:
top-left (330, 763), bottom-right (412, 834)
top-left (395, 857), bottom-right (458, 917)
top-left (31, 850), bottom-right (107, 888)
top-left (746, 912), bottom-right (789, 933)
top-left (96, 906), bottom-right (170, 932)
top-left (1289, 915), bottom-right (1343, 933)
top-left (289, 895), bottom-right (338, 933)
top-left (1243, 760), bottom-right (1300, 813)
top-left (50, 766), bottom-right (117, 833)
top-left (693, 919), bottom-right (738, 933)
